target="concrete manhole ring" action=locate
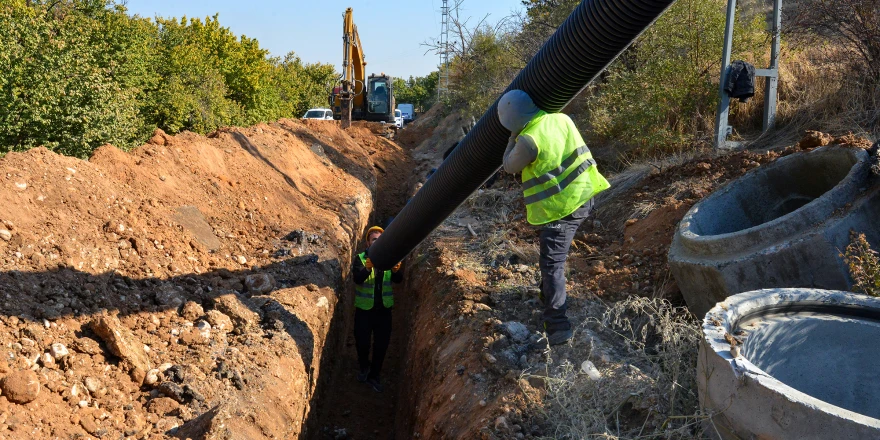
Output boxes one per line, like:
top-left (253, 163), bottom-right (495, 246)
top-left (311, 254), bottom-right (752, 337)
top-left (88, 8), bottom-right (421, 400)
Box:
top-left (668, 146), bottom-right (880, 316)
top-left (698, 288), bottom-right (880, 439)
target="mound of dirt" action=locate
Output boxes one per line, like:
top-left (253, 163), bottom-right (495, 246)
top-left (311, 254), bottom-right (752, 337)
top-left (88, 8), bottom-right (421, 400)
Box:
top-left (393, 113), bottom-right (875, 439)
top-left (0, 119), bottom-right (393, 438)
top-left (396, 104), bottom-right (445, 149)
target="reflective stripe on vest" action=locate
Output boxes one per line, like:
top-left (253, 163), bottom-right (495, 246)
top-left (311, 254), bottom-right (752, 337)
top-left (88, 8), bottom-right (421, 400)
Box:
top-left (519, 112), bottom-right (610, 225)
top-left (355, 252), bottom-right (394, 310)
top-left (523, 157), bottom-right (597, 205)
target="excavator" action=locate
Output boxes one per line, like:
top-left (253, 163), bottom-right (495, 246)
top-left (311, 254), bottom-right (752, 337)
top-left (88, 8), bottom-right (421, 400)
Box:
top-left (329, 8), bottom-right (395, 128)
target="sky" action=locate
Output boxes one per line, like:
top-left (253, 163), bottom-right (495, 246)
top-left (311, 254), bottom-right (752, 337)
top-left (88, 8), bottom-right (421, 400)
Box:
top-left (124, 0), bottom-right (524, 79)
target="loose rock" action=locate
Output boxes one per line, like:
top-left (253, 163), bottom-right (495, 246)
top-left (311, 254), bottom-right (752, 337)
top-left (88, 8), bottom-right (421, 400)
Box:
top-left (244, 273), bottom-right (275, 294)
top-left (205, 310), bottom-right (234, 334)
top-left (483, 353), bottom-right (497, 364)
top-left (156, 284), bottom-right (185, 309)
top-left (180, 301), bottom-right (204, 321)
top-left (500, 321), bottom-right (530, 343)
top-left (84, 377), bottom-right (101, 394)
top-left (50, 343), bottom-right (69, 359)
top-left (148, 397), bottom-right (180, 416)
top-left (90, 314), bottom-right (152, 383)
top-left (1, 370), bottom-right (41, 404)
top-left (212, 294), bottom-right (260, 332)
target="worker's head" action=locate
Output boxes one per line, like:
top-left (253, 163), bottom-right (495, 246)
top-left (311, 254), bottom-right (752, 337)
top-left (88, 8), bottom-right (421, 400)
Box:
top-left (365, 226), bottom-right (384, 247)
top-left (497, 90), bottom-right (540, 134)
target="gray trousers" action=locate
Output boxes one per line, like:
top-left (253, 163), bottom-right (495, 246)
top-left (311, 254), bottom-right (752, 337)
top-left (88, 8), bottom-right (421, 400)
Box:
top-left (539, 199), bottom-right (593, 332)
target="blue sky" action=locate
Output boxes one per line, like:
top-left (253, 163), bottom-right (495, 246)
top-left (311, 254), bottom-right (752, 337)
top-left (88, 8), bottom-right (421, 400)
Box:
top-left (124, 0), bottom-right (524, 78)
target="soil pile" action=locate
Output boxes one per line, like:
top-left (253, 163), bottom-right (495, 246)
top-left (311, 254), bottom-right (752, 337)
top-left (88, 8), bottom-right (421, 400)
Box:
top-left (0, 119), bottom-right (397, 438)
top-left (393, 118), bottom-right (876, 439)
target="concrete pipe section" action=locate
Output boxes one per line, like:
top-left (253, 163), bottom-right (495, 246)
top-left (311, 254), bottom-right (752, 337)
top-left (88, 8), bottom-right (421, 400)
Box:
top-left (698, 288), bottom-right (880, 439)
top-left (669, 146), bottom-right (880, 317)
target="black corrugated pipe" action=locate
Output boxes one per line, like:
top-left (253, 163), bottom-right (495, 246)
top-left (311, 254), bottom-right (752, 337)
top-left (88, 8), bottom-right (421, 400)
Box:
top-left (369, 0), bottom-right (676, 270)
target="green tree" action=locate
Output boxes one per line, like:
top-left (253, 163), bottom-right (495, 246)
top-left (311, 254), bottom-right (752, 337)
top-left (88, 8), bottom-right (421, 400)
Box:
top-left (448, 26), bottom-right (523, 118)
top-left (582, 0), bottom-right (766, 151)
top-left (393, 72), bottom-right (439, 112)
top-left (0, 1), bottom-right (339, 157)
top-left (270, 52), bottom-right (336, 118)
top-left (0, 1), bottom-right (148, 157)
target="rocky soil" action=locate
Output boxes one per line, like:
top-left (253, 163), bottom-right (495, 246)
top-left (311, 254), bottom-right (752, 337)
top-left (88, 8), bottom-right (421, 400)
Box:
top-left (0, 101), bottom-right (871, 440)
top-left (0, 119), bottom-right (403, 439)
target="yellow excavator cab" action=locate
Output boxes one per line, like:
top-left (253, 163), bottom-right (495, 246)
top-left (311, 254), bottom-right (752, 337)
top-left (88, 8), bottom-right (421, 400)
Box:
top-left (330, 8), bottom-right (395, 127)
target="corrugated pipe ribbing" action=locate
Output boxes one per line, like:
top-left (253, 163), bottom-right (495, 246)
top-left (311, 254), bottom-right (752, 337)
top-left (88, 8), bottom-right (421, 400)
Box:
top-left (369, 0), bottom-right (677, 270)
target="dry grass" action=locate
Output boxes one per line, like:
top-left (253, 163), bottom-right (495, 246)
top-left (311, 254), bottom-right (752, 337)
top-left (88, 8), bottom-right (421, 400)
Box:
top-left (731, 44), bottom-right (879, 149)
top-left (524, 297), bottom-right (705, 439)
top-left (843, 231), bottom-right (880, 296)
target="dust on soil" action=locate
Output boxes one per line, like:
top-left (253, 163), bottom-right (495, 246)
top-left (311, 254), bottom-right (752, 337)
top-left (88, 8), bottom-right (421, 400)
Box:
top-left (0, 118), bottom-right (399, 439)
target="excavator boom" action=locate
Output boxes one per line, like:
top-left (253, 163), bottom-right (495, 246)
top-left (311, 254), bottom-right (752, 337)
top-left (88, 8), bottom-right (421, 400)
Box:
top-left (331, 7), bottom-right (395, 127)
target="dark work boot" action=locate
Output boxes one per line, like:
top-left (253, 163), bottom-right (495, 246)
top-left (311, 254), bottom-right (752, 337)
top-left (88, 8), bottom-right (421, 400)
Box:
top-left (547, 328), bottom-right (573, 346)
top-left (366, 376), bottom-right (383, 393)
top-left (357, 367), bottom-right (370, 383)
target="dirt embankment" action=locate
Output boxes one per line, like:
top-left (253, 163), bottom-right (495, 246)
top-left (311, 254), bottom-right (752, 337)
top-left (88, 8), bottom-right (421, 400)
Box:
top-left (393, 109), bottom-right (876, 439)
top-left (0, 119), bottom-right (401, 438)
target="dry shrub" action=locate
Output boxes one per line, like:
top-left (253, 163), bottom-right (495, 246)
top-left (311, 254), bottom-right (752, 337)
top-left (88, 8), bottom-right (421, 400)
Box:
top-left (777, 46), bottom-right (879, 134)
top-left (465, 188), bottom-right (517, 224)
top-left (530, 297), bottom-right (704, 439)
top-left (843, 231), bottom-right (880, 296)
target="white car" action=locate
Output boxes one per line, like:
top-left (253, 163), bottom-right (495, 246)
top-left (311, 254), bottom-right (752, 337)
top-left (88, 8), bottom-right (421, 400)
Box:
top-left (302, 108), bottom-right (334, 120)
top-left (393, 109), bottom-right (403, 128)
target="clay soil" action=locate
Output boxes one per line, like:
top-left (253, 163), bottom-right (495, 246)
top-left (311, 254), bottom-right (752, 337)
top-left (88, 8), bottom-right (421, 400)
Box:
top-left (388, 115), bottom-right (876, 439)
top-left (0, 100), bottom-right (872, 440)
top-left (0, 118), bottom-right (405, 439)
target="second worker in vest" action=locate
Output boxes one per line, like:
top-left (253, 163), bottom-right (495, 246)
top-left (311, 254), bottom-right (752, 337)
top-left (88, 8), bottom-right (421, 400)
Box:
top-left (351, 226), bottom-right (403, 392)
top-left (497, 90), bottom-right (610, 346)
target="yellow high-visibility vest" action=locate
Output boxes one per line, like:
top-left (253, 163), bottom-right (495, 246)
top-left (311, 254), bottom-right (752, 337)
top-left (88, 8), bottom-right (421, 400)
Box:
top-left (355, 252), bottom-right (393, 310)
top-left (519, 111), bottom-right (610, 225)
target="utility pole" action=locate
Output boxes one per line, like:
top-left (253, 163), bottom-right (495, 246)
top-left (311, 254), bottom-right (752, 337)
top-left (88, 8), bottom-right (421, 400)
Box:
top-left (714, 0), bottom-right (782, 148)
top-left (438, 0), bottom-right (450, 100)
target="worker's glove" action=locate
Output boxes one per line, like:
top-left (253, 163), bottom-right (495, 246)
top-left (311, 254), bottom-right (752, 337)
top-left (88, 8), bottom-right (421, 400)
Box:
top-left (365, 258), bottom-right (374, 270)
top-left (392, 262), bottom-right (402, 273)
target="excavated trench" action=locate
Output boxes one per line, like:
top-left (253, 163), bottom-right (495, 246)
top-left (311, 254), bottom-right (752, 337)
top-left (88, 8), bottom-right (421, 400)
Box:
top-left (304, 133), bottom-right (424, 439)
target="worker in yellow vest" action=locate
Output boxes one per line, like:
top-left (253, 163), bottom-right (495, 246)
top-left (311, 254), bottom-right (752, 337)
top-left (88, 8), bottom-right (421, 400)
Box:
top-left (351, 226), bottom-right (403, 392)
top-left (497, 90), bottom-right (610, 345)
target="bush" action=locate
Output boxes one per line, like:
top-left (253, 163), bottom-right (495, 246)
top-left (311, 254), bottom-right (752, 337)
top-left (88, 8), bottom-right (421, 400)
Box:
top-left (393, 72), bottom-right (439, 113)
top-left (0, 1), bottom-right (148, 157)
top-left (581, 0), bottom-right (766, 153)
top-left (843, 232), bottom-right (880, 296)
top-left (527, 297), bottom-right (704, 438)
top-left (0, 1), bottom-right (336, 158)
top-left (448, 25), bottom-right (523, 119)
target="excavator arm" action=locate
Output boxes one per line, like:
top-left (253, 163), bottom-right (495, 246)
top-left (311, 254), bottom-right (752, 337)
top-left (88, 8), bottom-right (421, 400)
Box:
top-left (338, 7), bottom-right (366, 127)
top-left (332, 7), bottom-right (394, 126)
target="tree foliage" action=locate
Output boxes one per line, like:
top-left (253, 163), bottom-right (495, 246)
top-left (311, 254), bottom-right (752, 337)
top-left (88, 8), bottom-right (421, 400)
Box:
top-left (393, 72), bottom-right (439, 113)
top-left (0, 0), bottom-right (336, 158)
top-left (583, 0), bottom-right (766, 150)
top-left (785, 0), bottom-right (880, 81)
top-left (432, 0), bottom-right (768, 153)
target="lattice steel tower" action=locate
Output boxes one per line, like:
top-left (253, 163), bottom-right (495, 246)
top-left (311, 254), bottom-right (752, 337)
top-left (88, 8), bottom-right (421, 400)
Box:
top-left (438, 0), bottom-right (450, 99)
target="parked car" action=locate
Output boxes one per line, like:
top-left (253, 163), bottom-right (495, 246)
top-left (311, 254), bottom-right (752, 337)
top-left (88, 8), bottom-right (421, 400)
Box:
top-left (394, 109), bottom-right (403, 128)
top-left (302, 108), bottom-right (334, 120)
top-left (397, 103), bottom-right (415, 122)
